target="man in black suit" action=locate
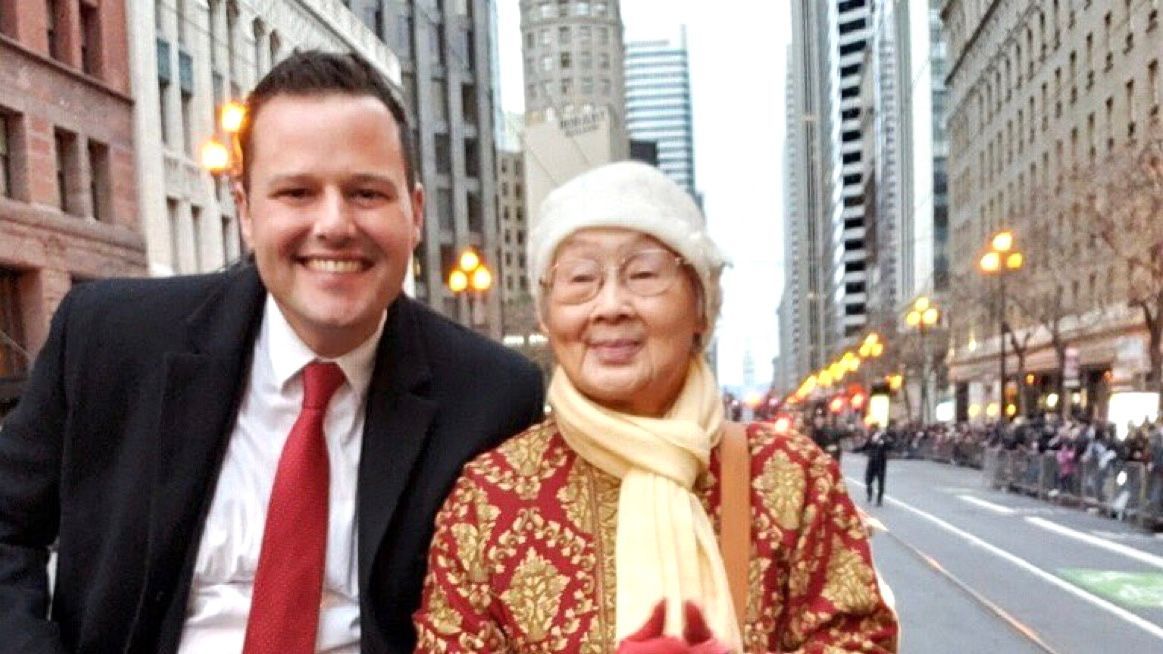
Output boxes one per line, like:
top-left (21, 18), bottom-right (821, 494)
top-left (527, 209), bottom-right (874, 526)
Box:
top-left (858, 425), bottom-right (894, 506)
top-left (0, 51), bottom-right (544, 653)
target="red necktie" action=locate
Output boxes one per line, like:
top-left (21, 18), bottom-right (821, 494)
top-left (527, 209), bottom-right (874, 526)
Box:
top-left (243, 361), bottom-right (346, 654)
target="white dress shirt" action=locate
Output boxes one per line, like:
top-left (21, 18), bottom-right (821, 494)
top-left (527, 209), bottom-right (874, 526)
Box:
top-left (178, 296), bottom-right (384, 653)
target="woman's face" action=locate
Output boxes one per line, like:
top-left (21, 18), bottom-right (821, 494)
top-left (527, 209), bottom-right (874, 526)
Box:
top-left (541, 228), bottom-right (705, 417)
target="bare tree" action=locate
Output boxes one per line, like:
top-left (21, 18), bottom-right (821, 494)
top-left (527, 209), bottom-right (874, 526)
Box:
top-left (1079, 131), bottom-right (1163, 411)
top-left (1007, 185), bottom-right (1100, 416)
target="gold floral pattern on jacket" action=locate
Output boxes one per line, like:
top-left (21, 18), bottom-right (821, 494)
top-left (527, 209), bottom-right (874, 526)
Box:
top-left (414, 420), bottom-right (899, 653)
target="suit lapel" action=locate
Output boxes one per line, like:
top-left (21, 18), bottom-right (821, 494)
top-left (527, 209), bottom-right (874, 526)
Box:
top-left (132, 267), bottom-right (266, 653)
top-left (357, 297), bottom-right (436, 592)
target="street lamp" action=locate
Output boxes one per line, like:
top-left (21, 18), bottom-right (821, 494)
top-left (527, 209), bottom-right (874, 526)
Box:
top-left (906, 296), bottom-right (940, 423)
top-left (979, 229), bottom-right (1024, 421)
top-left (199, 100), bottom-right (247, 176)
top-left (448, 247), bottom-right (493, 327)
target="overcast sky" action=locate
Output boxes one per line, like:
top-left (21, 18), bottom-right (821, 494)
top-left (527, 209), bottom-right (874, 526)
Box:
top-left (495, 0), bottom-right (790, 394)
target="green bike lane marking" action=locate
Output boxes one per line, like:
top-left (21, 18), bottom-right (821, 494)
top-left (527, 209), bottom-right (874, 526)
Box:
top-left (1059, 569), bottom-right (1163, 609)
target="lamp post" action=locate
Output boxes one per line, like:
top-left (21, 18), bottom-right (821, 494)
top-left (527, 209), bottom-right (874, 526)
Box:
top-left (448, 247), bottom-right (493, 329)
top-left (979, 230), bottom-right (1024, 421)
top-left (906, 296), bottom-right (940, 423)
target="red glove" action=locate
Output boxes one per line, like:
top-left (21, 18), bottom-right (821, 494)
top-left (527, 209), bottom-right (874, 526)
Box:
top-left (616, 601), bottom-right (690, 654)
top-left (682, 601), bottom-right (731, 654)
top-left (616, 601), bottom-right (733, 654)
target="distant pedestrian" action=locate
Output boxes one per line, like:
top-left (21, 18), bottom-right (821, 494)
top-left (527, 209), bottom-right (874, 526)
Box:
top-left (859, 426), bottom-right (894, 506)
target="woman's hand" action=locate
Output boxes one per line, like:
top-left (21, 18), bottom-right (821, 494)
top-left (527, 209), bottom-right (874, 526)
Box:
top-left (616, 601), bottom-right (732, 654)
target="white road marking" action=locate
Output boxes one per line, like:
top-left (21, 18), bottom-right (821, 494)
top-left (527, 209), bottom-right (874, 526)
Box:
top-left (844, 477), bottom-right (1163, 641)
top-left (959, 494), bottom-right (1017, 515)
top-left (1025, 516), bottom-right (1163, 570)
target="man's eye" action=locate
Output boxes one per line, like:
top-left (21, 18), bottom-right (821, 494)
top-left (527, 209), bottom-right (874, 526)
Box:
top-left (277, 188), bottom-right (311, 199)
top-left (353, 189), bottom-right (387, 201)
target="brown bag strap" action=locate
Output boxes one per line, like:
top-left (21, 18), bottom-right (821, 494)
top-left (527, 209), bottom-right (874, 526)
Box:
top-left (718, 421), bottom-right (750, 632)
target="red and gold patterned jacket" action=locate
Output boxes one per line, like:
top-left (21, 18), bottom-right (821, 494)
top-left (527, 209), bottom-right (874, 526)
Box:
top-left (414, 420), bottom-right (899, 653)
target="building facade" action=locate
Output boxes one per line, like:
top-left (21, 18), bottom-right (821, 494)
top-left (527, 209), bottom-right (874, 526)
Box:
top-left (943, 0), bottom-right (1163, 418)
top-left (0, 0), bottom-right (145, 416)
top-left (827, 0), bottom-right (873, 341)
top-left (519, 0), bottom-right (627, 224)
top-left (350, 0), bottom-right (502, 337)
top-left (782, 0), bottom-right (836, 389)
top-left (624, 28), bottom-right (697, 197)
top-left (133, 0), bottom-right (398, 280)
top-left (495, 149), bottom-right (528, 304)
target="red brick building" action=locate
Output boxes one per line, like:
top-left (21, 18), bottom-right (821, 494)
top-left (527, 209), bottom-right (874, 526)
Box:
top-left (0, 0), bottom-right (145, 415)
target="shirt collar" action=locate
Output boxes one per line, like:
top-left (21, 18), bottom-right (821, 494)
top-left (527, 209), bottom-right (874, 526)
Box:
top-left (263, 295), bottom-right (385, 397)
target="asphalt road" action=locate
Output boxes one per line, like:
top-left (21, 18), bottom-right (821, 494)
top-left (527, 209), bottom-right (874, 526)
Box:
top-left (841, 454), bottom-right (1163, 653)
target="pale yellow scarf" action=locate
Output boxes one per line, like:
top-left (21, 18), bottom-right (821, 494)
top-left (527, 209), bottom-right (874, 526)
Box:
top-left (548, 357), bottom-right (743, 650)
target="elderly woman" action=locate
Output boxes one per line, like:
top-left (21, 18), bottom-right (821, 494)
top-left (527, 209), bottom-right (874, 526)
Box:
top-left (413, 162), bottom-right (898, 653)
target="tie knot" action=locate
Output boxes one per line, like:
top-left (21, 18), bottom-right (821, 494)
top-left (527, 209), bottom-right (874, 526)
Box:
top-left (301, 361), bottom-right (345, 410)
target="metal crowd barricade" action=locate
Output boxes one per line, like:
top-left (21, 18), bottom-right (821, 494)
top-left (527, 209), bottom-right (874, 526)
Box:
top-left (980, 447), bottom-right (1163, 529)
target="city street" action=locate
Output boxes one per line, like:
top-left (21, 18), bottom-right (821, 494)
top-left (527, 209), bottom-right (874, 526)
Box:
top-left (842, 454), bottom-right (1163, 653)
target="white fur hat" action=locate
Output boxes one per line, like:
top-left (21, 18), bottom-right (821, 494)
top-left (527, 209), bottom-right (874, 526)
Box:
top-left (528, 161), bottom-right (728, 349)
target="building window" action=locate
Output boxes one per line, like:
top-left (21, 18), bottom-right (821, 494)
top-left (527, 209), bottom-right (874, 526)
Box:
top-left (269, 30), bottom-right (281, 64)
top-left (576, 1), bottom-right (590, 16)
top-left (191, 204), bottom-right (203, 271)
top-left (580, 50), bottom-right (591, 69)
top-left (398, 16), bottom-right (413, 58)
top-left (253, 19), bottom-right (265, 75)
top-left (80, 2), bottom-right (102, 75)
top-left (560, 52), bottom-right (571, 69)
top-left (461, 83), bottom-right (478, 126)
top-left (432, 82), bottom-right (448, 122)
top-left (541, 55), bottom-right (553, 72)
top-left (0, 113), bottom-right (11, 198)
top-left (598, 27), bottom-right (608, 45)
top-left (539, 2), bottom-right (554, 19)
top-left (436, 188), bottom-right (453, 231)
top-left (561, 77), bottom-right (572, 95)
top-left (54, 128), bottom-right (80, 215)
top-left (222, 216), bottom-right (234, 266)
top-left (599, 52), bottom-right (609, 69)
top-left (467, 190), bottom-right (482, 235)
top-left (181, 90), bottom-right (194, 156)
top-left (464, 137), bottom-right (479, 178)
top-left (87, 140), bottom-right (111, 222)
top-left (167, 198), bottom-right (181, 274)
top-left (579, 26), bottom-right (591, 46)
top-left (46, 0), bottom-right (65, 61)
top-left (559, 25), bottom-right (570, 44)
top-left (430, 24), bottom-right (445, 64)
top-left (435, 133), bottom-right (452, 175)
top-left (0, 269), bottom-right (28, 396)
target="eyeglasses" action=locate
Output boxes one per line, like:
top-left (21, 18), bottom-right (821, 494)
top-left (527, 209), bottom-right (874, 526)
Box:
top-left (541, 249), bottom-right (688, 305)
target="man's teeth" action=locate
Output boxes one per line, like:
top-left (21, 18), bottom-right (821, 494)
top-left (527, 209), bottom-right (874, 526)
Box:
top-left (306, 259), bottom-right (362, 273)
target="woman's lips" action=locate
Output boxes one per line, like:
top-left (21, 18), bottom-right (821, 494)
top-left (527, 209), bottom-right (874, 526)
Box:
top-left (590, 339), bottom-right (642, 363)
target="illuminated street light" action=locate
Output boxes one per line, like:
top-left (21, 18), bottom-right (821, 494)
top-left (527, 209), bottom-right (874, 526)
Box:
top-left (199, 140), bottom-right (230, 174)
top-left (980, 230), bottom-right (1025, 421)
top-left (220, 101), bottom-right (246, 134)
top-left (906, 296), bottom-right (940, 422)
top-left (448, 247), bottom-right (493, 327)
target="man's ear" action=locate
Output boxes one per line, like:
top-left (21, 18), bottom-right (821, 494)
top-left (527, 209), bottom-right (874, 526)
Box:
top-left (233, 180), bottom-right (253, 249)
top-left (410, 182), bottom-right (426, 243)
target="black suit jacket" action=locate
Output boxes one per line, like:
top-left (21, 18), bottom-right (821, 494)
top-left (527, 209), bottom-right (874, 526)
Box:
top-left (0, 265), bottom-right (545, 653)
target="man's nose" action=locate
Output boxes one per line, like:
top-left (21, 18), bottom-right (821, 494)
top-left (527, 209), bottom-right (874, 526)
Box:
top-left (313, 188), bottom-right (356, 240)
